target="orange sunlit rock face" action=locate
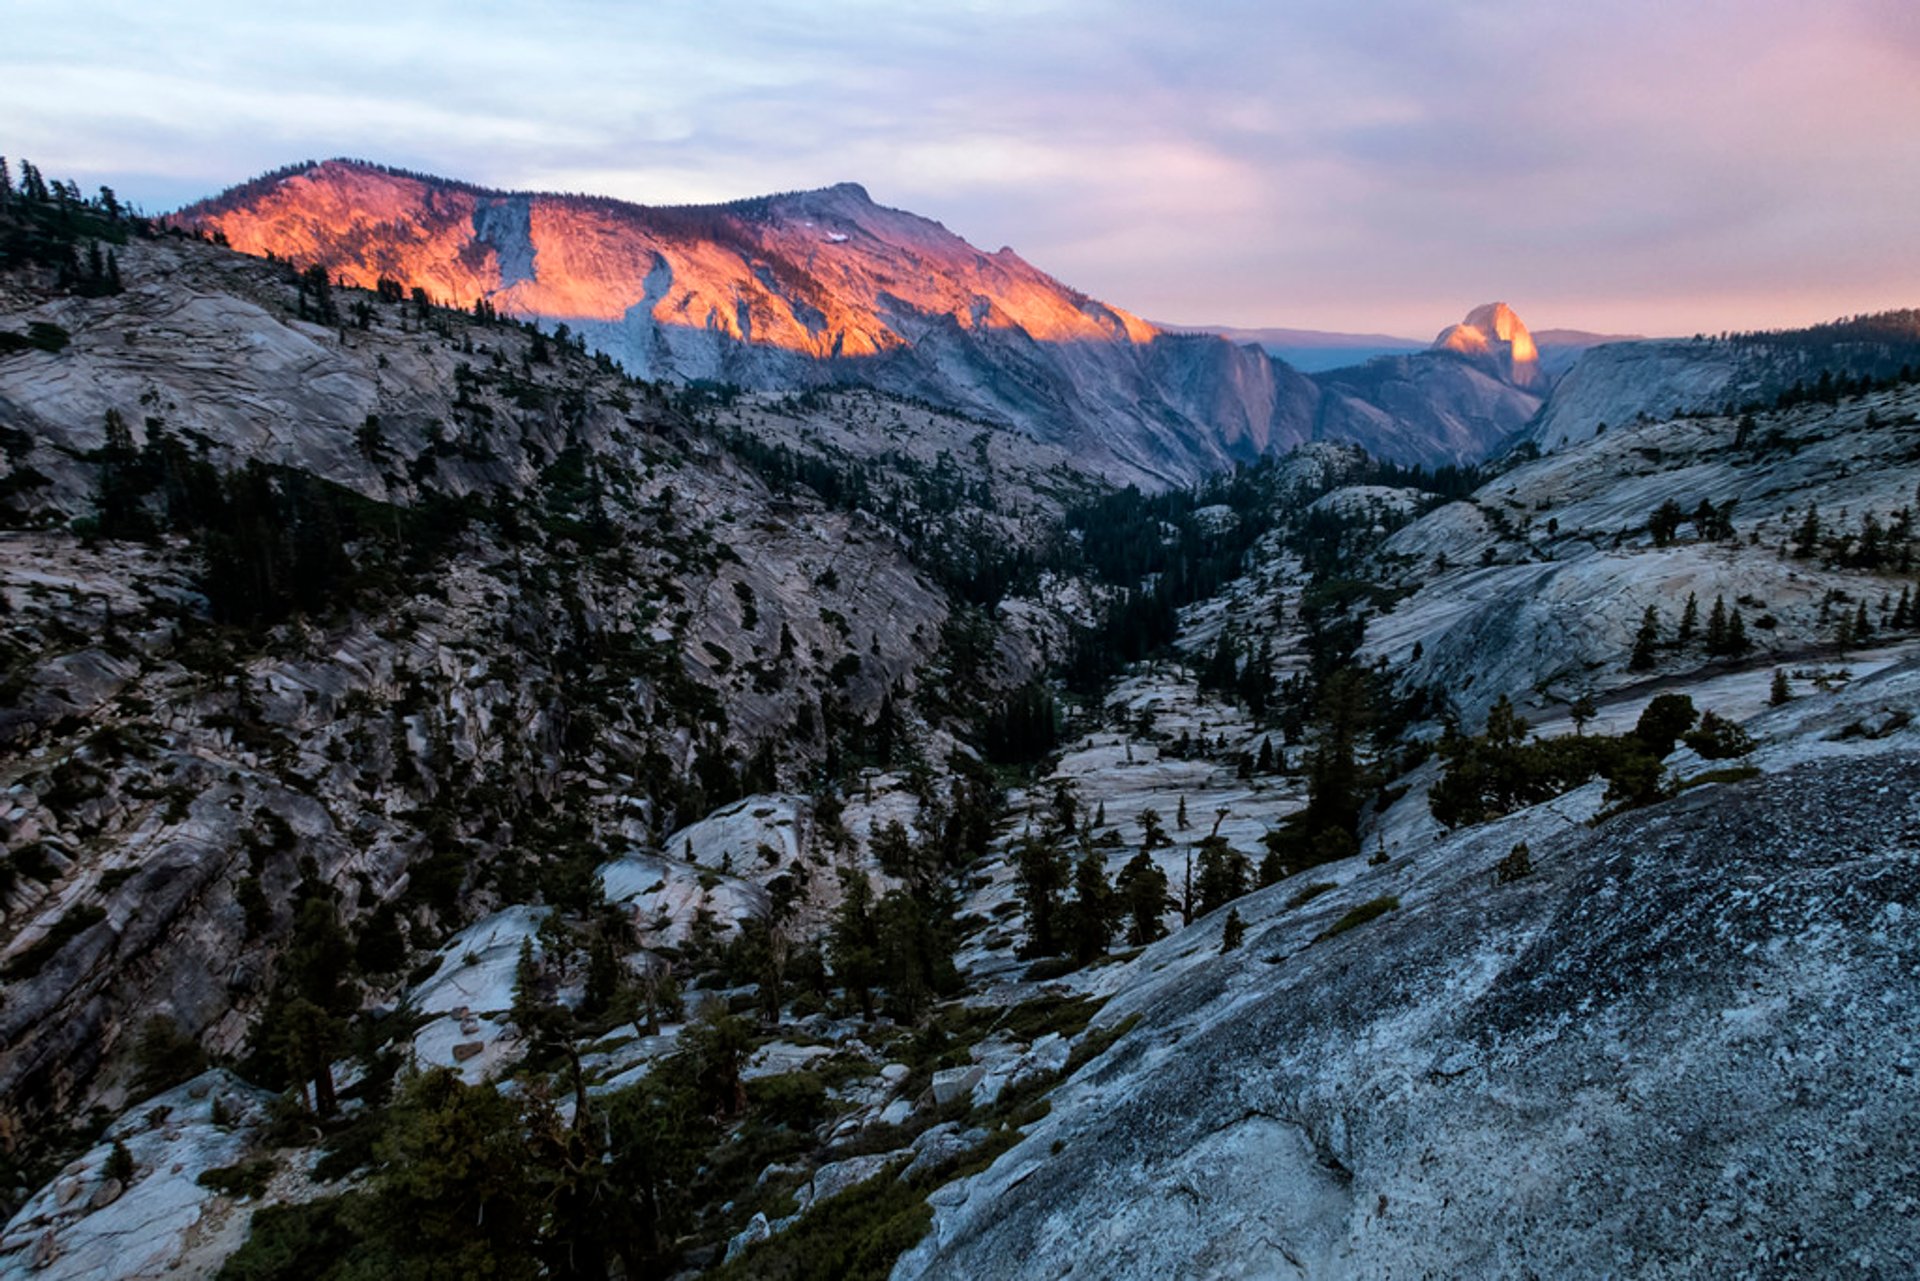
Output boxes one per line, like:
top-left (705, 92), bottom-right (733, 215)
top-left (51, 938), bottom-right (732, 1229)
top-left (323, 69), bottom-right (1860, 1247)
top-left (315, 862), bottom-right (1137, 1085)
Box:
top-left (178, 160), bottom-right (1158, 357)
top-left (1432, 301), bottom-right (1539, 386)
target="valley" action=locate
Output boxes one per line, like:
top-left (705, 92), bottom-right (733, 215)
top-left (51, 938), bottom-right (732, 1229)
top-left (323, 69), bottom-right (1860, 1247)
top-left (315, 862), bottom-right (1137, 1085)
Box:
top-left (1, 168), bottom-right (1918, 1280)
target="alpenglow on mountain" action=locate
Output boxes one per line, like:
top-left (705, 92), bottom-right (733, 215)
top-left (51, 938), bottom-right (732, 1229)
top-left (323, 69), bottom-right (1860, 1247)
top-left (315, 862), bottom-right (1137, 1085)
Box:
top-left (4, 159), bottom-right (1920, 1281)
top-left (176, 160), bottom-right (1544, 485)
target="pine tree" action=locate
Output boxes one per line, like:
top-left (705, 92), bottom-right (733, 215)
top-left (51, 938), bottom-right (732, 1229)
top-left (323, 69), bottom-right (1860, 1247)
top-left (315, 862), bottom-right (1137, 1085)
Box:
top-left (1649, 499), bottom-right (1684, 546)
top-left (1676, 592), bottom-right (1699, 646)
top-left (828, 867), bottom-right (881, 1019)
top-left (1194, 834), bottom-right (1250, 916)
top-left (1727, 608), bottom-right (1751, 655)
top-left (1770, 668), bottom-right (1791, 705)
top-left (1302, 667), bottom-right (1371, 850)
top-left (1220, 908), bottom-right (1246, 953)
top-left (1630, 604), bottom-right (1661, 670)
top-left (1570, 692), bottom-right (1597, 736)
top-left (1014, 832), bottom-right (1070, 957)
top-left (582, 931), bottom-right (619, 1020)
top-left (875, 889), bottom-right (953, 1022)
top-left (511, 936), bottom-right (551, 1041)
top-left (1137, 807), bottom-right (1169, 852)
top-left (1705, 595), bottom-right (1730, 654)
top-left (1069, 849), bottom-right (1115, 964)
top-left (1793, 506), bottom-right (1822, 558)
top-left (1115, 850), bottom-right (1170, 947)
top-left (1199, 630), bottom-right (1237, 695)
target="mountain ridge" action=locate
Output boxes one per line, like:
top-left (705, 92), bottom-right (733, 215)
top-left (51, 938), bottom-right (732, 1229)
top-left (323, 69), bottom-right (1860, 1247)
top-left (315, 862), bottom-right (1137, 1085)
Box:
top-left (174, 159), bottom-right (1548, 485)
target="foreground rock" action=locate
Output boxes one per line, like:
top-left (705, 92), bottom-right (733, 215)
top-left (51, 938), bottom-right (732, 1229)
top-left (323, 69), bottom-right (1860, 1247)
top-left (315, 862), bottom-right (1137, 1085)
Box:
top-left (0, 1071), bottom-right (278, 1280)
top-left (900, 745), bottom-right (1920, 1278)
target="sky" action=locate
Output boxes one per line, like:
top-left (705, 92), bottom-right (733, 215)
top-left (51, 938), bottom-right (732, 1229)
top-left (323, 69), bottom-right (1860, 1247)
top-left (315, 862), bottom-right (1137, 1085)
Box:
top-left (5, 0), bottom-right (1919, 338)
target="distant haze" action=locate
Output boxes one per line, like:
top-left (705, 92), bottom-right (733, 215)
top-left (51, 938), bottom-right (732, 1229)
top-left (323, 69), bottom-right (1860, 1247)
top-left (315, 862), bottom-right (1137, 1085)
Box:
top-left (7, 0), bottom-right (1917, 337)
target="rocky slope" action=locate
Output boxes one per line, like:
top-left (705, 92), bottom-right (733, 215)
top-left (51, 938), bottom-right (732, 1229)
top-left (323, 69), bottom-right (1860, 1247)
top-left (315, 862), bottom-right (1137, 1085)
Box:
top-left (1524, 312), bottom-right (1920, 453)
top-left (904, 729), bottom-right (1920, 1278)
top-left (6, 178), bottom-right (1919, 1280)
top-left (175, 161), bottom-right (1544, 485)
top-left (0, 217), bottom-right (1073, 1134)
top-left (1367, 379), bottom-right (1920, 723)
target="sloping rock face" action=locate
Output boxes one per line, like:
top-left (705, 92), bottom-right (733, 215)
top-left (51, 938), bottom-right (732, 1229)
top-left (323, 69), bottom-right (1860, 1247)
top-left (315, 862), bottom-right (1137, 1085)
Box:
top-left (0, 1070), bottom-right (279, 1280)
top-left (1525, 321), bottom-right (1920, 454)
top-left (1365, 380), bottom-right (1920, 724)
top-left (900, 748), bottom-right (1920, 1279)
top-left (174, 161), bottom-right (1536, 485)
top-left (1312, 347), bottom-right (1542, 466)
top-left (1525, 339), bottom-right (1772, 452)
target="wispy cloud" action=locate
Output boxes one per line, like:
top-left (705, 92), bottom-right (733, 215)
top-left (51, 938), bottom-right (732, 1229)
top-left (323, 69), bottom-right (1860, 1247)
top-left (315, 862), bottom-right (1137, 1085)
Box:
top-left (5, 0), bottom-right (1916, 335)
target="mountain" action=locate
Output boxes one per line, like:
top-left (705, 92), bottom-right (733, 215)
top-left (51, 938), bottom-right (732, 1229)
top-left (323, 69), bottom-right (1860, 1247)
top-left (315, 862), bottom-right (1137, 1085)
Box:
top-left (1432, 300), bottom-right (1540, 387)
top-left (173, 159), bottom-right (1248, 486)
top-left (1159, 322), bottom-right (1423, 373)
top-left (10, 171), bottom-right (1918, 1280)
top-left (174, 160), bottom-right (1538, 483)
top-left (1532, 325), bottom-right (1643, 347)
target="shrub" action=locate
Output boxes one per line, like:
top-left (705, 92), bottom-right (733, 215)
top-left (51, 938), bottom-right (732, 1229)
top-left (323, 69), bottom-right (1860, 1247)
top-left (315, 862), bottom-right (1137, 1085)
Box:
top-left (1318, 896), bottom-right (1400, 940)
top-left (1220, 908), bottom-right (1246, 952)
top-left (1683, 711), bottom-right (1755, 760)
top-left (133, 1016), bottom-right (209, 1096)
top-left (198, 1157), bottom-right (276, 1200)
top-left (214, 1196), bottom-right (360, 1280)
top-left (1285, 882), bottom-right (1337, 910)
top-left (746, 1072), bottom-right (830, 1131)
top-left (1493, 842), bottom-right (1534, 884)
top-left (1634, 693), bottom-right (1698, 755)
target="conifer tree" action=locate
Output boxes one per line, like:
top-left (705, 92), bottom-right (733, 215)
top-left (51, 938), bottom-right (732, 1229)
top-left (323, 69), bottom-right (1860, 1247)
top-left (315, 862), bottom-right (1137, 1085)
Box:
top-left (829, 867), bottom-right (881, 1019)
top-left (1115, 850), bottom-right (1170, 947)
top-left (1069, 849), bottom-right (1115, 964)
top-left (1570, 692), bottom-right (1597, 736)
top-left (1194, 833), bottom-right (1250, 916)
top-left (1137, 806), bottom-right (1169, 852)
top-left (1794, 506), bottom-right (1822, 558)
top-left (1301, 668), bottom-right (1371, 857)
top-left (1630, 604), bottom-right (1661, 670)
top-left (1677, 592), bottom-right (1699, 646)
top-left (1014, 832), bottom-right (1070, 957)
top-left (1705, 595), bottom-right (1730, 653)
top-left (1220, 908), bottom-right (1246, 953)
